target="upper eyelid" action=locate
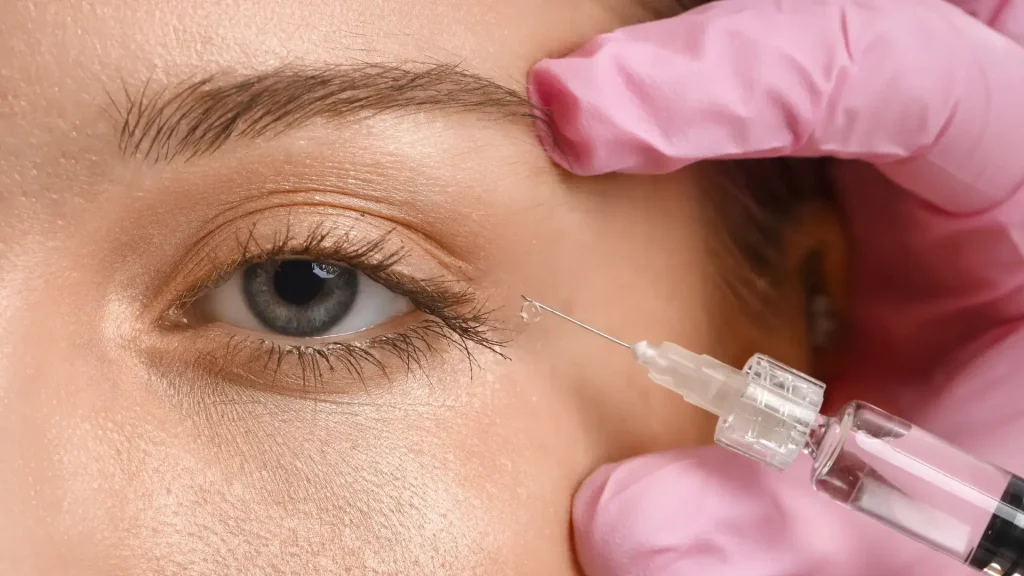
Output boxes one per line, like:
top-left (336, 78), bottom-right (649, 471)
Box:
top-left (167, 225), bottom-right (413, 319)
top-left (190, 194), bottom-right (474, 278)
top-left (144, 198), bottom-right (479, 328)
top-left (160, 216), bottom-right (492, 340)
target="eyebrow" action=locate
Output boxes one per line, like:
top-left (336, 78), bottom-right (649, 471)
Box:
top-left (110, 62), bottom-right (538, 163)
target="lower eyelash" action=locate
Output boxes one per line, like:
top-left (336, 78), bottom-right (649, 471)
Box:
top-left (211, 301), bottom-right (509, 392)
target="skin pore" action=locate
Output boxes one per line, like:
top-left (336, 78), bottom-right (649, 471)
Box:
top-left (0, 0), bottom-right (843, 574)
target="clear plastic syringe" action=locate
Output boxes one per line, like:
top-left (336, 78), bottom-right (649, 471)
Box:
top-left (522, 297), bottom-right (1024, 575)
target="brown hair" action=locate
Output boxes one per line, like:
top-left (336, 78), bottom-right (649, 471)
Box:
top-left (651, 0), bottom-right (836, 315)
top-left (702, 158), bottom-right (835, 314)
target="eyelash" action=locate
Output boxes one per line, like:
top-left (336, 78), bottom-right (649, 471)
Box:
top-left (166, 222), bottom-right (508, 390)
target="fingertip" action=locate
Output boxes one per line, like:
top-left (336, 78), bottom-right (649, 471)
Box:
top-left (527, 60), bottom-right (594, 175)
top-left (572, 449), bottom-right (759, 576)
top-left (571, 460), bottom-right (616, 530)
top-left (572, 452), bottom-right (689, 576)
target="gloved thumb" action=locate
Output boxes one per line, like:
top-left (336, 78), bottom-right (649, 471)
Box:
top-left (572, 447), bottom-right (952, 576)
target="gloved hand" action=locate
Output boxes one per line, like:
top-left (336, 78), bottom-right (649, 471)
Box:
top-left (528, 0), bottom-right (1024, 574)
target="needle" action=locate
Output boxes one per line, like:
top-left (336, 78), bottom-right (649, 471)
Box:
top-left (521, 296), bottom-right (631, 349)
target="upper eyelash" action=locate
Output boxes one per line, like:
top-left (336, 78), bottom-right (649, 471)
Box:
top-left (169, 221), bottom-right (402, 316)
top-left (169, 221), bottom-right (509, 390)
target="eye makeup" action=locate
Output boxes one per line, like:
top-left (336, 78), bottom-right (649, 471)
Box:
top-left (149, 206), bottom-right (508, 395)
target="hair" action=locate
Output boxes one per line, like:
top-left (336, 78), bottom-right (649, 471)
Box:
top-left (701, 159), bottom-right (835, 313)
top-left (660, 0), bottom-right (837, 317)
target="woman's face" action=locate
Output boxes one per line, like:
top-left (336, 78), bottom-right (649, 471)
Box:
top-left (0, 0), bottom-right (805, 573)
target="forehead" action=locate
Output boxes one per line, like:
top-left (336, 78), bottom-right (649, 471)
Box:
top-left (0, 0), bottom-right (653, 204)
top-left (0, 0), bottom-right (653, 89)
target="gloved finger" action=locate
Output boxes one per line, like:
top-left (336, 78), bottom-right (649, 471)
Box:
top-left (573, 448), bottom-right (940, 576)
top-left (529, 0), bottom-right (1024, 213)
top-left (952, 0), bottom-right (1024, 40)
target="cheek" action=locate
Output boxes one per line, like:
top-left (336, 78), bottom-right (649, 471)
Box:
top-left (493, 170), bottom-right (727, 458)
top-left (18, 371), bottom-right (591, 574)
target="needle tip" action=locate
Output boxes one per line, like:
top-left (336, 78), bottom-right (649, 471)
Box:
top-left (516, 296), bottom-right (631, 349)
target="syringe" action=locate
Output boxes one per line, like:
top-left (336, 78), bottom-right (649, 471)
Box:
top-left (522, 297), bottom-right (1024, 575)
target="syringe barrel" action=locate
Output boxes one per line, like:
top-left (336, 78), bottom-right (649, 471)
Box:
top-left (810, 401), bottom-right (1024, 573)
top-left (634, 343), bottom-right (827, 471)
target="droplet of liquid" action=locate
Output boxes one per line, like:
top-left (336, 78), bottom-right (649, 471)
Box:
top-left (520, 301), bottom-right (543, 324)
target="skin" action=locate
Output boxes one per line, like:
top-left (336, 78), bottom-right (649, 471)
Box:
top-left (0, 0), bottom-right (842, 573)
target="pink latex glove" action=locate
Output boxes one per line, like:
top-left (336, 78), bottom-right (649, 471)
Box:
top-left (528, 0), bottom-right (1024, 574)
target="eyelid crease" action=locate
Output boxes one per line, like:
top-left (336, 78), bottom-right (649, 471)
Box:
top-left (199, 191), bottom-right (475, 278)
top-left (158, 209), bottom-right (463, 319)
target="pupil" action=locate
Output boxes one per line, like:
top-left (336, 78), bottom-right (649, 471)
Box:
top-left (242, 259), bottom-right (359, 338)
top-left (273, 260), bottom-right (326, 305)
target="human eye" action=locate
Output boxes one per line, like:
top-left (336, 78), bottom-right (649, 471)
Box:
top-left (197, 259), bottom-right (414, 339)
top-left (154, 216), bottom-right (507, 394)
